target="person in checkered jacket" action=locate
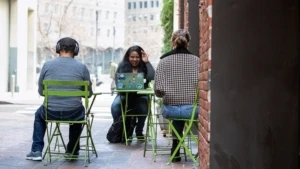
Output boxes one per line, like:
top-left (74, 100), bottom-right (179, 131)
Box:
top-left (154, 29), bottom-right (199, 162)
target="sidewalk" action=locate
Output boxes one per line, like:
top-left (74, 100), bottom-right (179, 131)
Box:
top-left (0, 111), bottom-right (197, 169)
top-left (0, 90), bottom-right (43, 105)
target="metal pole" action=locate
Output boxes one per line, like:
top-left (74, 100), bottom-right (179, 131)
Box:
top-left (95, 9), bottom-right (98, 75)
top-left (112, 25), bottom-right (115, 61)
top-left (11, 75), bottom-right (15, 97)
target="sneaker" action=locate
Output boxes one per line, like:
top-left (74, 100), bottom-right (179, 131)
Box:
top-left (26, 151), bottom-right (42, 161)
top-left (136, 133), bottom-right (145, 140)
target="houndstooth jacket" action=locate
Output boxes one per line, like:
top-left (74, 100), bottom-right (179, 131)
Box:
top-left (154, 47), bottom-right (199, 105)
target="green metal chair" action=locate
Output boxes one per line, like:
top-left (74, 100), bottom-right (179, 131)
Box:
top-left (167, 88), bottom-right (199, 166)
top-left (42, 80), bottom-right (98, 166)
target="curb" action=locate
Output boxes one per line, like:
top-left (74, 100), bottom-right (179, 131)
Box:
top-left (0, 101), bottom-right (13, 104)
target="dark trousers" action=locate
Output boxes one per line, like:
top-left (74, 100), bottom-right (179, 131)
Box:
top-left (31, 105), bottom-right (84, 152)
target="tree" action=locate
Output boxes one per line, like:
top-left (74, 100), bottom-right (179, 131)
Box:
top-left (160, 0), bottom-right (173, 54)
top-left (37, 0), bottom-right (74, 57)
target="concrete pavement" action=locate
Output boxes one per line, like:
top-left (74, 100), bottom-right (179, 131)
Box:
top-left (0, 107), bottom-right (197, 169)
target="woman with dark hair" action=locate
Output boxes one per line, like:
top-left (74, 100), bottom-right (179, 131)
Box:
top-left (111, 45), bottom-right (155, 139)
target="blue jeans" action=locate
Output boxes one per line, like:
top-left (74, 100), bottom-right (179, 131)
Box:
top-left (111, 94), bottom-right (148, 134)
top-left (161, 104), bottom-right (199, 138)
top-left (31, 105), bottom-right (85, 152)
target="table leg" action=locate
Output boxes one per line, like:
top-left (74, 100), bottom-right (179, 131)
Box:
top-left (120, 93), bottom-right (129, 145)
top-left (88, 94), bottom-right (97, 128)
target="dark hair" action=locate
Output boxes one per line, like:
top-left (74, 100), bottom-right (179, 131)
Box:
top-left (171, 29), bottom-right (191, 48)
top-left (56, 37), bottom-right (79, 56)
top-left (118, 45), bottom-right (147, 73)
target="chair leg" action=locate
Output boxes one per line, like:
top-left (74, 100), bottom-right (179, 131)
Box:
top-left (170, 139), bottom-right (181, 162)
top-left (55, 124), bottom-right (67, 152)
top-left (44, 123), bottom-right (59, 165)
top-left (87, 120), bottom-right (98, 157)
top-left (167, 120), bottom-right (198, 166)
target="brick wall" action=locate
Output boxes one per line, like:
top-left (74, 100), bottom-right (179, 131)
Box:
top-left (199, 0), bottom-right (211, 169)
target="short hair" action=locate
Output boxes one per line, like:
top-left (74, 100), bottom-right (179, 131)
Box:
top-left (56, 37), bottom-right (79, 56)
top-left (171, 29), bottom-right (191, 48)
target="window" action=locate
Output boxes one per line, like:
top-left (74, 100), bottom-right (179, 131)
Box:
top-left (43, 23), bottom-right (48, 31)
top-left (97, 28), bottom-right (101, 36)
top-left (128, 15), bottom-right (132, 21)
top-left (114, 12), bottom-right (117, 19)
top-left (133, 15), bottom-right (136, 21)
top-left (99, 10), bottom-right (102, 19)
top-left (90, 9), bottom-right (94, 17)
top-left (54, 4), bottom-right (59, 14)
top-left (139, 1), bottom-right (143, 8)
top-left (156, 0), bottom-right (159, 7)
top-left (144, 14), bottom-right (148, 21)
top-left (90, 28), bottom-right (94, 36)
top-left (128, 2), bottom-right (131, 9)
top-left (106, 11), bottom-right (110, 20)
top-left (45, 3), bottom-right (50, 12)
top-left (144, 1), bottom-right (148, 8)
top-left (133, 2), bottom-right (136, 9)
top-left (150, 14), bottom-right (154, 20)
top-left (107, 29), bottom-right (110, 37)
top-left (81, 8), bottom-right (85, 17)
top-left (63, 6), bottom-right (67, 13)
top-left (72, 6), bottom-right (77, 15)
top-left (151, 1), bottom-right (154, 7)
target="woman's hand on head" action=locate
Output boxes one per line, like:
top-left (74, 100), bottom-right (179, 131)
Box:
top-left (141, 50), bottom-right (149, 63)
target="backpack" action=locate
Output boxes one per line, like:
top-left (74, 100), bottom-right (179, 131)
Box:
top-left (106, 116), bottom-right (136, 143)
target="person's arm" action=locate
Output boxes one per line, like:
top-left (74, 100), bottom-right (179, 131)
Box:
top-left (38, 64), bottom-right (47, 96)
top-left (145, 62), bottom-right (155, 80)
top-left (141, 50), bottom-right (155, 80)
top-left (83, 65), bottom-right (93, 98)
top-left (154, 61), bottom-right (165, 98)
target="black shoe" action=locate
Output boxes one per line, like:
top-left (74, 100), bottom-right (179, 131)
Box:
top-left (64, 151), bottom-right (79, 159)
top-left (136, 133), bottom-right (145, 140)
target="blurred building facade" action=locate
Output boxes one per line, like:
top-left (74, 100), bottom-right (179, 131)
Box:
top-left (124, 0), bottom-right (164, 63)
top-left (37, 0), bottom-right (125, 74)
top-left (0, 0), bottom-right (37, 92)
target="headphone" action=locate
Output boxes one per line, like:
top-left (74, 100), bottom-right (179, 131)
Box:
top-left (56, 38), bottom-right (79, 56)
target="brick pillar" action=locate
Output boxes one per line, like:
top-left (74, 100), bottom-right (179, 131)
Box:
top-left (178, 0), bottom-right (183, 29)
top-left (184, 0), bottom-right (189, 29)
top-left (199, 0), bottom-right (212, 168)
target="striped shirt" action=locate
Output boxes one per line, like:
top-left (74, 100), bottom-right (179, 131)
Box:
top-left (154, 47), bottom-right (199, 105)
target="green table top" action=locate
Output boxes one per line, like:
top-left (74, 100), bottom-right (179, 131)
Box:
top-left (93, 92), bottom-right (103, 95)
top-left (137, 90), bottom-right (154, 95)
top-left (115, 88), bottom-right (154, 95)
top-left (115, 90), bottom-right (141, 93)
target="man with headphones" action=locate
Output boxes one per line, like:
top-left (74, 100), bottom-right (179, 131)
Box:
top-left (26, 37), bottom-right (93, 161)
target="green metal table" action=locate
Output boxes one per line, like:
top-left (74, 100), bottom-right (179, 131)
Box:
top-left (116, 89), bottom-right (154, 146)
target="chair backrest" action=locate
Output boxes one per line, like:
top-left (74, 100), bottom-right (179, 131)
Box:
top-left (43, 80), bottom-right (90, 119)
top-left (190, 87), bottom-right (200, 120)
